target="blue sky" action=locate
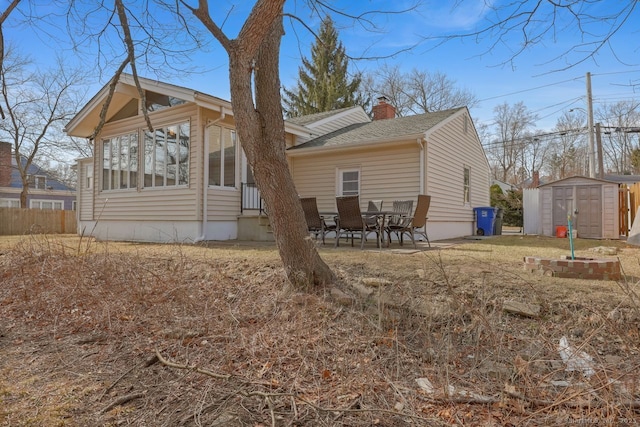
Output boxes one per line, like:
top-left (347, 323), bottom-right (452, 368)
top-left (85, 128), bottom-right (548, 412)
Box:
top-left (8, 1), bottom-right (640, 134)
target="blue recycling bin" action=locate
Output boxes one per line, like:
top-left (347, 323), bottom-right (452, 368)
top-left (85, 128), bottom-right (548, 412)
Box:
top-left (474, 207), bottom-right (498, 236)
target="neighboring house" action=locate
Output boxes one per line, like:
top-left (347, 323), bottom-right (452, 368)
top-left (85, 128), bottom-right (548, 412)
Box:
top-left (0, 141), bottom-right (76, 210)
top-left (66, 75), bottom-right (491, 243)
top-left (491, 179), bottom-right (517, 194)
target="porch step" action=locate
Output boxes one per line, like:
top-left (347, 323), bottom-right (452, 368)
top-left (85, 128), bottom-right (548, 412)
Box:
top-left (237, 215), bottom-right (273, 241)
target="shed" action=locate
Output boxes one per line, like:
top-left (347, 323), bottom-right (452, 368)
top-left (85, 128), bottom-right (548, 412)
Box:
top-left (538, 176), bottom-right (619, 239)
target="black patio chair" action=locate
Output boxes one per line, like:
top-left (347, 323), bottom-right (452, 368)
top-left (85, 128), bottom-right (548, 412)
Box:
top-left (335, 195), bottom-right (380, 249)
top-left (300, 197), bottom-right (335, 245)
top-left (386, 195), bottom-right (431, 248)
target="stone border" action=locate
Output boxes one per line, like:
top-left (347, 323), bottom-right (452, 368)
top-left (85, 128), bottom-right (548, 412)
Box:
top-left (523, 256), bottom-right (621, 281)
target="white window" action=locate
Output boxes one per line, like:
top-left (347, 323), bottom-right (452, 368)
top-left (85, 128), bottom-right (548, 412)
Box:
top-left (463, 166), bottom-right (471, 204)
top-left (72, 200), bottom-right (77, 210)
top-left (144, 122), bottom-right (190, 188)
top-left (102, 132), bottom-right (139, 190)
top-left (28, 175), bottom-right (46, 189)
top-left (85, 164), bottom-right (93, 189)
top-left (208, 125), bottom-right (237, 188)
top-left (0, 198), bottom-right (20, 208)
top-left (338, 168), bottom-right (360, 196)
top-left (30, 199), bottom-right (63, 210)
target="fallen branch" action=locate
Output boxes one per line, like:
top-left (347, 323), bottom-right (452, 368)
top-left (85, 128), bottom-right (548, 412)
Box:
top-left (100, 392), bottom-right (145, 414)
top-left (155, 348), bottom-right (231, 380)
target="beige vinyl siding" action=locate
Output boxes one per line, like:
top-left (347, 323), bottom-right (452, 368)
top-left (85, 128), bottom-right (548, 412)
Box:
top-left (78, 158), bottom-right (94, 221)
top-left (291, 142), bottom-right (420, 213)
top-left (94, 103), bottom-right (200, 221)
top-left (426, 113), bottom-right (490, 223)
top-left (206, 188), bottom-right (240, 221)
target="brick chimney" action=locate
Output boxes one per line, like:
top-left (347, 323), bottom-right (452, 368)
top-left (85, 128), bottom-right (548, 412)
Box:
top-left (530, 170), bottom-right (540, 188)
top-left (0, 141), bottom-right (11, 187)
top-left (372, 96), bottom-right (396, 120)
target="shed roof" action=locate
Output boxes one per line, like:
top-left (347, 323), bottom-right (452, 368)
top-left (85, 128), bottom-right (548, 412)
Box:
top-left (538, 175), bottom-right (617, 187)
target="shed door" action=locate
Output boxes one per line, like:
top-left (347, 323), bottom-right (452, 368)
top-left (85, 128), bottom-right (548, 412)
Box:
top-left (552, 186), bottom-right (574, 228)
top-left (576, 185), bottom-right (602, 238)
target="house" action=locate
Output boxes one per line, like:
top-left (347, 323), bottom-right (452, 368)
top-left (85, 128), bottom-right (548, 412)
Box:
top-left (530, 176), bottom-right (619, 239)
top-left (65, 75), bottom-right (491, 243)
top-left (287, 99), bottom-right (491, 242)
top-left (0, 141), bottom-right (75, 210)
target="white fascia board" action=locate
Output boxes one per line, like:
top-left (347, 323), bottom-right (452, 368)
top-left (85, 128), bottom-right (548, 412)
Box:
top-left (284, 122), bottom-right (313, 137)
top-left (306, 106), bottom-right (370, 129)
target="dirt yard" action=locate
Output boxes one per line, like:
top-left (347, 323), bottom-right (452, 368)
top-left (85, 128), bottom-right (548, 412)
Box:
top-left (1, 233), bottom-right (640, 426)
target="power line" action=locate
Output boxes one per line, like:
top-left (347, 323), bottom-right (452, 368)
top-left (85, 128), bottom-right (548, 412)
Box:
top-left (477, 76), bottom-right (584, 103)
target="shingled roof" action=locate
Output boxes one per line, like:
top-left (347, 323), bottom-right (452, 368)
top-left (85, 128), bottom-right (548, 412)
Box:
top-left (285, 107), bottom-right (355, 126)
top-left (288, 107), bottom-right (464, 150)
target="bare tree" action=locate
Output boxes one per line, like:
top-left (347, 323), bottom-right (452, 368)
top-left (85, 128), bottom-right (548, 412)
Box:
top-left (520, 131), bottom-right (548, 183)
top-left (363, 65), bottom-right (412, 117)
top-left (546, 111), bottom-right (587, 180)
top-left (444, 1), bottom-right (639, 72)
top-left (180, 1), bottom-right (335, 288)
top-left (363, 65), bottom-right (477, 117)
top-left (486, 101), bottom-right (538, 184)
top-left (0, 47), bottom-right (86, 208)
top-left (405, 69), bottom-right (477, 114)
top-left (596, 100), bottom-right (640, 174)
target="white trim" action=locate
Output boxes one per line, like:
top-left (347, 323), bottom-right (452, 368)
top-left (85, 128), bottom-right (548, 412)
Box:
top-left (30, 199), bottom-right (64, 210)
top-left (0, 198), bottom-right (20, 208)
top-left (336, 167), bottom-right (361, 196)
top-left (305, 106), bottom-right (370, 130)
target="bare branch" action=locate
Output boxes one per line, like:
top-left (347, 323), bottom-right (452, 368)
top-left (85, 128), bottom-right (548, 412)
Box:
top-left (115, 0), bottom-right (153, 132)
top-left (89, 57), bottom-right (130, 141)
top-left (155, 348), bottom-right (231, 380)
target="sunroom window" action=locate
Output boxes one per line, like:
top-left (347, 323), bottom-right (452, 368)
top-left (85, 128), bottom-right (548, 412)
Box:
top-left (208, 125), bottom-right (237, 188)
top-left (102, 132), bottom-right (139, 190)
top-left (143, 122), bottom-right (190, 188)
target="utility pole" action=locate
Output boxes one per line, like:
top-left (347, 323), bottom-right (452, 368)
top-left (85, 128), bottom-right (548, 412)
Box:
top-left (596, 123), bottom-right (604, 178)
top-left (586, 72), bottom-right (596, 178)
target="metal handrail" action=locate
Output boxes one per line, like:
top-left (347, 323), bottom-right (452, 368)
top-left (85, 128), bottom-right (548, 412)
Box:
top-left (240, 182), bottom-right (265, 214)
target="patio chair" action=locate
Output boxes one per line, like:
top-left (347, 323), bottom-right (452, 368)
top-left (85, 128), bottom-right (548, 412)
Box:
top-left (335, 195), bottom-right (380, 249)
top-left (300, 197), bottom-right (335, 245)
top-left (386, 195), bottom-right (431, 248)
top-left (365, 200), bottom-right (383, 227)
top-left (388, 200), bottom-right (413, 227)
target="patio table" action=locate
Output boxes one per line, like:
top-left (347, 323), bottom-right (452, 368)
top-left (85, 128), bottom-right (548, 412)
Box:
top-left (321, 210), bottom-right (408, 248)
top-left (361, 210), bottom-right (404, 248)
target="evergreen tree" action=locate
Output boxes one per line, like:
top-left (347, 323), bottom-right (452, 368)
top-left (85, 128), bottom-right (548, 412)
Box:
top-left (282, 16), bottom-right (363, 117)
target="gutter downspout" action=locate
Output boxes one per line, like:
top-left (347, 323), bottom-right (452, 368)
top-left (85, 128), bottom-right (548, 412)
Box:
top-left (417, 137), bottom-right (426, 194)
top-left (195, 107), bottom-right (226, 242)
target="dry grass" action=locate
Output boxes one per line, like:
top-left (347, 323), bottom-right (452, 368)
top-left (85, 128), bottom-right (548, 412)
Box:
top-left (1, 233), bottom-right (640, 426)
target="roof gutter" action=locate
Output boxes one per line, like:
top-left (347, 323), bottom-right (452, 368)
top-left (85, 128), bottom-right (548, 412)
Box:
top-left (195, 107), bottom-right (227, 243)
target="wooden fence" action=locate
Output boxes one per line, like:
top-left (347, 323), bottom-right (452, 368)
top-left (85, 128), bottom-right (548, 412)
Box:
top-left (619, 182), bottom-right (640, 236)
top-left (0, 208), bottom-right (77, 236)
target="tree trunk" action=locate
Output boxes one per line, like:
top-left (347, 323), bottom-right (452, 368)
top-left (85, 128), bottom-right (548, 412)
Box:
top-left (226, 17), bottom-right (335, 289)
